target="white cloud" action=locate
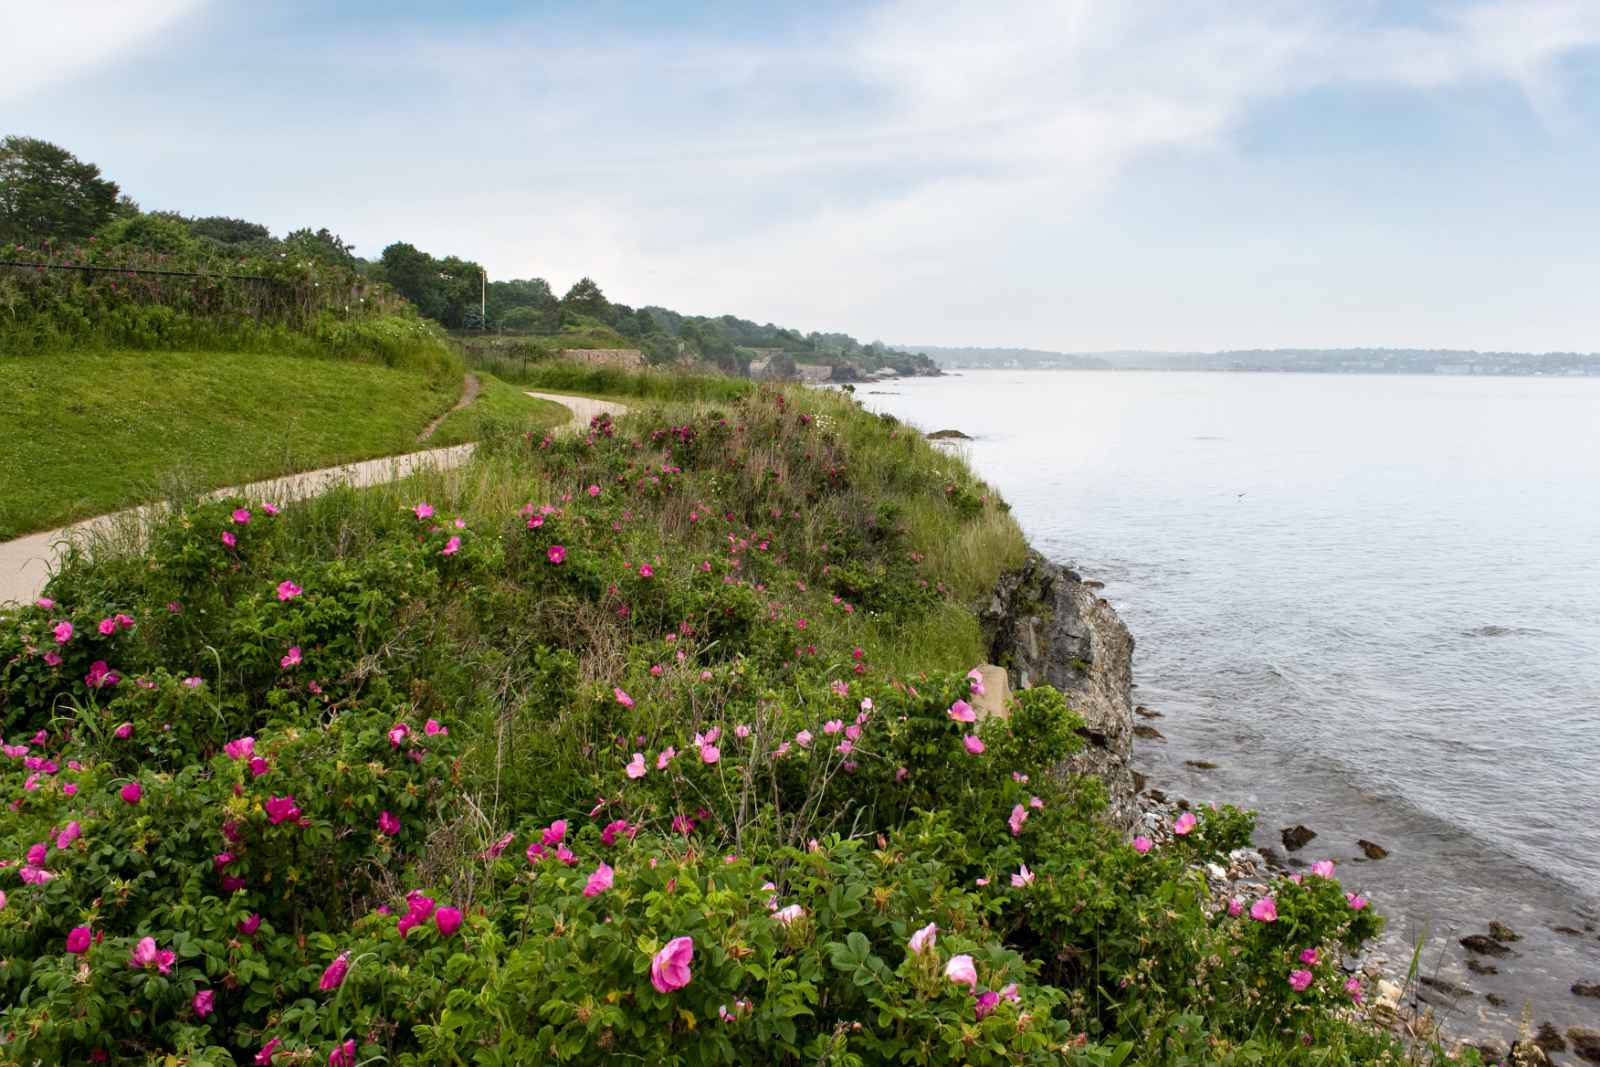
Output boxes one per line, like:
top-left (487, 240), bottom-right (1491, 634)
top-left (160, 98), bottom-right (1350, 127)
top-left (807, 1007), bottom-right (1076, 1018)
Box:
top-left (0, 0), bottom-right (206, 106)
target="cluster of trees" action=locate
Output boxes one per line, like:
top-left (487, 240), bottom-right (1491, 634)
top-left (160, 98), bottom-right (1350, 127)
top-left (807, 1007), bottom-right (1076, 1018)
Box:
top-left (2, 135), bottom-right (936, 375)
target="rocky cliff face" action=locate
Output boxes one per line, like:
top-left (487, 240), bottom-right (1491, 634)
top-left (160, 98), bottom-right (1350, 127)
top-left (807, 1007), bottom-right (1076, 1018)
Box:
top-left (982, 551), bottom-right (1139, 830)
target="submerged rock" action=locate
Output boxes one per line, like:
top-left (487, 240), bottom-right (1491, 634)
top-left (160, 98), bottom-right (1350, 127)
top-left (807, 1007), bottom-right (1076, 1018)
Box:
top-left (1574, 980), bottom-right (1600, 999)
top-left (1134, 705), bottom-right (1163, 718)
top-left (1535, 1023), bottom-right (1568, 1054)
top-left (1569, 1027), bottom-right (1600, 1065)
top-left (1488, 921), bottom-right (1521, 943)
top-left (1460, 934), bottom-right (1513, 957)
top-left (1419, 974), bottom-right (1474, 999)
top-left (1280, 825), bottom-right (1317, 851)
top-left (1466, 958), bottom-right (1500, 976)
top-left (926, 428), bottom-right (971, 440)
top-left (1133, 724), bottom-right (1165, 740)
top-left (1357, 838), bottom-right (1389, 860)
top-left (1184, 759), bottom-right (1218, 770)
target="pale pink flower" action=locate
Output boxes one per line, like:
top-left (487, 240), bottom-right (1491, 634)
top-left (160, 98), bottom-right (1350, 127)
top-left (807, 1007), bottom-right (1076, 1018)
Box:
top-left (944, 954), bottom-right (978, 989)
top-left (35, 597), bottom-right (54, 608)
top-left (1008, 804), bottom-right (1028, 837)
top-left (823, 719), bottom-right (843, 735)
top-left (795, 729), bottom-right (813, 748)
top-left (221, 530), bottom-right (236, 547)
top-left (1011, 864), bottom-right (1035, 888)
top-left (774, 903), bottom-right (804, 925)
top-left (1344, 976), bottom-right (1364, 1002)
top-left (583, 863), bottom-right (614, 897)
top-left (1250, 897), bottom-right (1278, 923)
top-left (651, 936), bottom-right (695, 993)
top-left (625, 753), bottom-right (647, 779)
top-left (614, 687), bottom-right (634, 708)
top-left (1173, 811), bottom-right (1198, 836)
top-left (656, 747), bottom-right (676, 770)
top-left (1311, 859), bottom-right (1335, 878)
top-left (1227, 897), bottom-right (1244, 917)
top-left (908, 922), bottom-right (937, 955)
top-left (947, 699), bottom-right (976, 723)
top-left (413, 502), bottom-right (434, 520)
top-left (700, 744), bottom-right (721, 764)
top-left (1132, 835), bottom-right (1152, 854)
top-left (1288, 969), bottom-right (1314, 992)
top-left (440, 536), bottom-right (461, 557)
top-left (261, 502), bottom-right (279, 515)
top-left (962, 735), bottom-right (984, 755)
top-left (129, 936), bottom-right (175, 974)
top-left (1346, 893), bottom-right (1368, 910)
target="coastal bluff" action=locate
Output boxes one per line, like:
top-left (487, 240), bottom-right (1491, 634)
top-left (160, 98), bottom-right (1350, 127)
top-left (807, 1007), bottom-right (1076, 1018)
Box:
top-left (982, 551), bottom-right (1140, 830)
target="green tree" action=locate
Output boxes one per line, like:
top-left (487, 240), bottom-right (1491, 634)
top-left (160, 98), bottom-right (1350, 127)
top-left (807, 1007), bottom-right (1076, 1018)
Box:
top-left (561, 276), bottom-right (609, 319)
top-left (0, 136), bottom-right (122, 243)
top-left (188, 215), bottom-right (271, 245)
top-left (284, 227), bottom-right (357, 266)
top-left (379, 242), bottom-right (446, 321)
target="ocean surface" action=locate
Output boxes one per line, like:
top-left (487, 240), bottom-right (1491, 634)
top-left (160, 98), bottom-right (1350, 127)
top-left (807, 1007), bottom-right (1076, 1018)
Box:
top-left (862, 370), bottom-right (1600, 1037)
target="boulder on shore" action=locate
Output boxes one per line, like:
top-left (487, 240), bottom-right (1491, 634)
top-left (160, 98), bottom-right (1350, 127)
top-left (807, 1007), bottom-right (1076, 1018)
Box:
top-left (926, 428), bottom-right (972, 440)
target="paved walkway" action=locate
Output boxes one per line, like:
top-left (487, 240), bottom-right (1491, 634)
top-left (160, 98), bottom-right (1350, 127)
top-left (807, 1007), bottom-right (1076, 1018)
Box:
top-left (0, 391), bottom-right (627, 606)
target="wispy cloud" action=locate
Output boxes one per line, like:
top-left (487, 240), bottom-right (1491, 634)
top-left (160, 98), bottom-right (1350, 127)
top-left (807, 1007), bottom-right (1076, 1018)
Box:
top-left (1, 0), bottom-right (206, 106)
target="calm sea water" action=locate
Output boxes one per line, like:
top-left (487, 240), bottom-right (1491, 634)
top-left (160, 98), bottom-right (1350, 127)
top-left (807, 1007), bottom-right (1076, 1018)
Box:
top-left (863, 370), bottom-right (1600, 1033)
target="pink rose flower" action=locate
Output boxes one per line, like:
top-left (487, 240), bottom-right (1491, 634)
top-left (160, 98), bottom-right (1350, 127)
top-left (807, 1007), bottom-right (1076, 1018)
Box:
top-left (276, 580), bottom-right (302, 601)
top-left (962, 735), bottom-right (985, 755)
top-left (650, 936), bottom-right (695, 993)
top-left (1288, 969), bottom-right (1314, 992)
top-left (944, 954), bottom-right (978, 989)
top-left (908, 922), bottom-right (937, 955)
top-left (1250, 897), bottom-right (1278, 923)
top-left (1173, 811), bottom-right (1198, 835)
top-left (583, 863), bottom-right (614, 897)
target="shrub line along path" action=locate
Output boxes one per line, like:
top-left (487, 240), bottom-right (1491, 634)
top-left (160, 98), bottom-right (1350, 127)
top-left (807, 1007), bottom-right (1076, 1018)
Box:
top-left (0, 390), bottom-right (627, 606)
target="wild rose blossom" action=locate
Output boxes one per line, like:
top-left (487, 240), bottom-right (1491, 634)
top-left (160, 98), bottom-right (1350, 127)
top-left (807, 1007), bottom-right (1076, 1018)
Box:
top-left (774, 904), bottom-right (804, 925)
top-left (962, 735), bottom-right (984, 755)
top-left (1008, 804), bottom-right (1028, 837)
top-left (224, 736), bottom-right (256, 760)
top-left (413, 502), bottom-right (434, 520)
top-left (276, 580), bottom-right (302, 601)
top-left (52, 621), bottom-right (73, 644)
top-left (547, 545), bottom-right (566, 564)
top-left (1288, 969), bottom-right (1314, 992)
top-left (614, 687), bottom-right (634, 708)
top-left (239, 914), bottom-right (262, 935)
top-left (947, 699), bottom-right (976, 723)
top-left (378, 810), bottom-right (400, 836)
top-left (583, 863), bottom-right (614, 897)
top-left (435, 907), bottom-right (462, 937)
top-left (280, 646), bottom-right (301, 669)
top-left (1250, 897), bottom-right (1279, 923)
top-left (129, 937), bottom-right (175, 974)
top-left (656, 747), bottom-right (676, 769)
top-left (1173, 811), bottom-right (1198, 835)
top-left (121, 781), bottom-right (143, 805)
top-left (945, 954), bottom-right (978, 989)
top-left (329, 1040), bottom-right (356, 1067)
top-left (319, 953), bottom-right (350, 991)
top-left (67, 926), bottom-right (92, 953)
top-left (441, 536), bottom-right (461, 556)
top-left (974, 989), bottom-right (1001, 1020)
top-left (265, 795), bottom-right (301, 825)
top-left (1011, 863), bottom-right (1035, 888)
top-left (1299, 947), bottom-right (1320, 965)
top-left (232, 508), bottom-right (251, 524)
top-left (1311, 859), bottom-right (1335, 878)
top-left (651, 936), bottom-right (695, 993)
top-left (908, 922), bottom-right (937, 955)
top-left (112, 721), bottom-right (133, 738)
top-left (193, 989), bottom-right (215, 1017)
top-left (1132, 836), bottom-right (1152, 854)
top-left (625, 753), bottom-right (647, 779)
top-left (1346, 893), bottom-right (1369, 910)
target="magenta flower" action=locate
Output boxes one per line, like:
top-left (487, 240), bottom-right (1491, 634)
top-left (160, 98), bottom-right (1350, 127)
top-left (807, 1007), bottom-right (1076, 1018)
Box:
top-left (265, 795), bottom-right (301, 825)
top-left (656, 747), bottom-right (676, 770)
top-left (823, 719), bottom-right (843, 735)
top-left (962, 735), bottom-right (985, 755)
top-left (35, 597), bottom-right (54, 608)
top-left (908, 922), bottom-right (937, 955)
top-left (944, 954), bottom-right (978, 989)
top-left (1311, 859), bottom-right (1335, 878)
top-left (974, 989), bottom-right (1001, 1020)
top-left (424, 719), bottom-right (448, 736)
top-left (128, 936), bottom-right (175, 974)
top-left (238, 913), bottom-right (262, 935)
top-left (1344, 976), bottom-right (1364, 1002)
top-left (280, 646), bottom-right (301, 669)
top-left (638, 563), bottom-right (653, 578)
top-left (67, 926), bottom-right (92, 953)
top-left (276, 580), bottom-right (302, 601)
top-left (547, 545), bottom-right (566, 565)
top-left (583, 863), bottom-right (614, 897)
top-left (232, 508), bottom-right (251, 524)
top-left (56, 821), bottom-right (81, 850)
top-left (52, 621), bottom-right (73, 644)
top-left (319, 953), bottom-right (350, 991)
top-left (441, 536), bottom-right (461, 557)
top-left (1008, 804), bottom-right (1028, 837)
top-left (329, 1040), bottom-right (356, 1067)
top-left (700, 743), bottom-right (721, 764)
top-left (1173, 811), bottom-right (1198, 835)
top-left (542, 820), bottom-right (568, 846)
top-left (193, 989), bottom-right (215, 1017)
top-left (388, 723), bottom-right (410, 748)
top-left (413, 502), bottom-right (434, 520)
top-left (1227, 897), bottom-right (1244, 917)
top-left (947, 699), bottom-right (976, 723)
top-left (1299, 947), bottom-right (1320, 965)
top-left (601, 819), bottom-right (632, 845)
top-left (262, 502), bottom-right (279, 515)
top-left (248, 756), bottom-right (270, 777)
top-left (84, 661), bottom-right (120, 688)
top-left (1346, 893), bottom-right (1368, 910)
top-left (121, 781), bottom-right (142, 805)
top-left (435, 906), bottom-right (463, 937)
top-left (625, 752), bottom-right (647, 779)
top-left (255, 1037), bottom-right (280, 1065)
top-left (378, 810), bottom-right (400, 836)
top-left (614, 687), bottom-right (634, 708)
top-left (1288, 969), bottom-right (1314, 992)
top-left (1250, 897), bottom-right (1278, 923)
top-left (223, 736), bottom-right (255, 760)
top-left (221, 530), bottom-right (237, 548)
top-left (1132, 835), bottom-right (1152, 854)
top-left (588, 484), bottom-right (601, 497)
top-left (98, 617), bottom-right (117, 636)
top-left (650, 936), bottom-right (695, 993)
top-left (113, 721), bottom-right (133, 739)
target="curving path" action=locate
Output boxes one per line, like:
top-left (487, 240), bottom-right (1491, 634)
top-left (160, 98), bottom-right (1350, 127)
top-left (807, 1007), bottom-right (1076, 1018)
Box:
top-left (0, 391), bottom-right (627, 606)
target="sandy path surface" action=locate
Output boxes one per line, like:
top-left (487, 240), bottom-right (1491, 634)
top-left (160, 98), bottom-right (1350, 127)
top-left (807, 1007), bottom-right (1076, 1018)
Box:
top-left (0, 392), bottom-right (627, 606)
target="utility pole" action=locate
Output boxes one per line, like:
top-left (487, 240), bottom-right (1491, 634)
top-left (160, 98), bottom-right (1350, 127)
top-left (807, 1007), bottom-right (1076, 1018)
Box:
top-left (481, 269), bottom-right (486, 329)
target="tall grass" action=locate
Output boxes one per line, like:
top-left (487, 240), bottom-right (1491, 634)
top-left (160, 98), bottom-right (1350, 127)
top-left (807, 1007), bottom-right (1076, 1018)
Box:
top-left (467, 356), bottom-right (752, 402)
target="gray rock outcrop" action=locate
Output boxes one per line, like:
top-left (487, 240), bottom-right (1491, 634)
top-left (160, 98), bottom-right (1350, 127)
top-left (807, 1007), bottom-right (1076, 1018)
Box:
top-left (981, 551), bottom-right (1138, 829)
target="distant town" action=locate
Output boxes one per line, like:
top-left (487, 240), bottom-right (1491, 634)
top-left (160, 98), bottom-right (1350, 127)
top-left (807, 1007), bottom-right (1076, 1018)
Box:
top-left (907, 345), bottom-right (1600, 377)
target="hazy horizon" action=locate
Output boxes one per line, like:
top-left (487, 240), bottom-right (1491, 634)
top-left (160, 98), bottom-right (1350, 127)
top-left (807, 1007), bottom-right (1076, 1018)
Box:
top-left (10, 1), bottom-right (1600, 352)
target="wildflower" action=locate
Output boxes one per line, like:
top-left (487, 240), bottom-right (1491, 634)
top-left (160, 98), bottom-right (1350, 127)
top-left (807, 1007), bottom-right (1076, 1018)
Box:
top-left (276, 580), bottom-right (302, 601)
top-left (329, 1040), bottom-right (356, 1067)
top-left (255, 1038), bottom-right (281, 1065)
top-left (262, 502), bottom-right (279, 515)
top-left (700, 743), bottom-right (721, 764)
top-left (1250, 897), bottom-right (1279, 923)
top-left (239, 914), bottom-right (262, 935)
top-left (388, 723), bottom-right (410, 747)
top-left (43, 651), bottom-right (62, 666)
top-left (601, 819), bottom-right (632, 845)
top-left (614, 687), bottom-right (635, 708)
top-left (1344, 976), bottom-right (1364, 1002)
top-left (1227, 897), bottom-right (1244, 917)
top-left (547, 545), bottom-right (566, 564)
top-left (1011, 864), bottom-right (1036, 888)
top-left (588, 484), bottom-right (601, 497)
top-left (35, 597), bottom-right (54, 608)
top-left (98, 617), bottom-right (117, 636)
top-left (56, 821), bottom-right (81, 849)
top-left (280, 646), bottom-right (301, 669)
top-left (962, 735), bottom-right (984, 755)
top-left (583, 863), bottom-right (614, 897)
top-left (52, 621), bottom-right (73, 644)
top-left (378, 810), bottom-right (400, 836)
top-left (656, 747), bottom-right (677, 769)
top-left (974, 989), bottom-right (1001, 1020)
top-left (222, 530), bottom-right (237, 548)
top-left (1132, 836), bottom-right (1152, 854)
top-left (232, 508), bottom-right (251, 524)
top-left (948, 699), bottom-right (976, 723)
top-left (795, 729), bottom-right (813, 748)
top-left (265, 795), bottom-right (301, 825)
top-left (1311, 859), bottom-right (1335, 878)
top-left (639, 563), bottom-right (653, 578)
top-left (319, 953), bottom-right (350, 991)
top-left (248, 756), bottom-right (270, 777)
top-left (1288, 969), bottom-right (1314, 992)
top-left (129, 937), bottom-right (175, 974)
top-left (113, 721), bottom-right (133, 739)
top-left (651, 936), bottom-right (695, 993)
top-left (413, 502), bottom-right (434, 520)
top-left (67, 926), bottom-right (92, 953)
top-left (441, 536), bottom-right (461, 556)
top-left (542, 820), bottom-right (568, 846)
top-left (193, 989), bottom-right (215, 1017)
top-left (224, 736), bottom-right (255, 760)
top-left (945, 954), bottom-right (978, 989)
top-left (671, 814), bottom-right (695, 834)
top-left (483, 832), bottom-right (515, 858)
top-left (1029, 795), bottom-right (1044, 810)
top-left (1299, 947), bottom-right (1320, 965)
top-left (896, 766), bottom-right (909, 781)
top-left (625, 753), bottom-right (647, 779)
top-left (435, 907), bottom-right (463, 937)
top-left (555, 843), bottom-right (577, 864)
top-left (121, 781), bottom-right (142, 805)
top-left (424, 719), bottom-right (448, 736)
top-left (183, 675), bottom-right (204, 688)
top-left (774, 904), bottom-right (804, 925)
top-left (85, 661), bottom-right (120, 688)
top-left (1173, 811), bottom-right (1198, 835)
top-left (1346, 893), bottom-right (1368, 910)
top-left (908, 922), bottom-right (937, 955)
top-left (1008, 804), bottom-right (1028, 837)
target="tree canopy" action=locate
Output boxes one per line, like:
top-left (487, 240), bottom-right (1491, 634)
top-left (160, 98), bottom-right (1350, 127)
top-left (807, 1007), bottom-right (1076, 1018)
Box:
top-left (0, 136), bottom-right (122, 244)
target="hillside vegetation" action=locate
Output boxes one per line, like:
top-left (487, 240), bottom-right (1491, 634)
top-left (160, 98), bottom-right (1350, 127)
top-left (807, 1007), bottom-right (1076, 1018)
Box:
top-left (0, 385), bottom-right (1470, 1066)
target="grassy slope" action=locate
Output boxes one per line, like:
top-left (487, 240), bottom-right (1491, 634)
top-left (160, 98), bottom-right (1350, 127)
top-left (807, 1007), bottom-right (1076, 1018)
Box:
top-left (0, 349), bottom-right (459, 539)
top-left (426, 372), bottom-right (569, 447)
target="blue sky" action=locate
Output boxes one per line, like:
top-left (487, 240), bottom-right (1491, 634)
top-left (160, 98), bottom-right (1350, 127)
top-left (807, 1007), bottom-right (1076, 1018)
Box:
top-left (8, 0), bottom-right (1600, 351)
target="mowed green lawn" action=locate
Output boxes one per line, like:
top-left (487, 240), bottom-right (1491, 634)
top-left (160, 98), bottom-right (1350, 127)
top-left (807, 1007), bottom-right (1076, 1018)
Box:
top-left (427, 372), bottom-right (569, 446)
top-left (0, 350), bottom-right (461, 539)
